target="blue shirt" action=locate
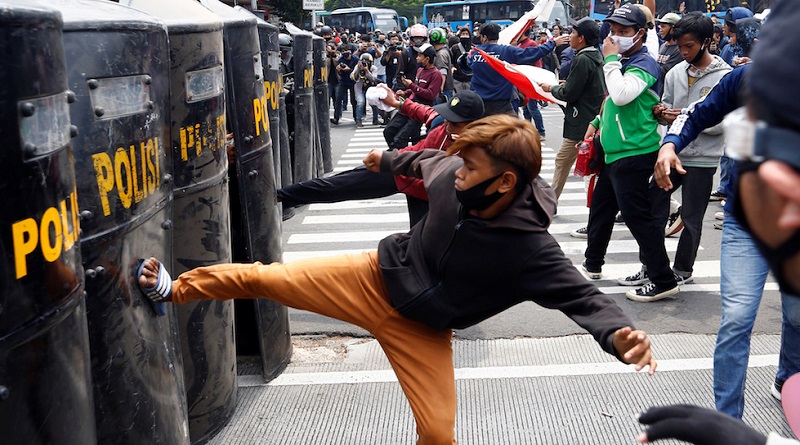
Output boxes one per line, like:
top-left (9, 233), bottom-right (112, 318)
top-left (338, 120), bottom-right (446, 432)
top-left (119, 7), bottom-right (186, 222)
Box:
top-left (468, 40), bottom-right (556, 101)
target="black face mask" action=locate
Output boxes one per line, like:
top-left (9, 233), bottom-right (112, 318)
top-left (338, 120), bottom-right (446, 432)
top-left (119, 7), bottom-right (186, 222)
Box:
top-left (455, 173), bottom-right (505, 210)
top-left (459, 37), bottom-right (471, 48)
top-left (688, 39), bottom-right (709, 66)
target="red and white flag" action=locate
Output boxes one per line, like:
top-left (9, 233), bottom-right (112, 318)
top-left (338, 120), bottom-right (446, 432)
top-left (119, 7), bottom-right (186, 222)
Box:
top-left (475, 48), bottom-right (566, 106)
top-left (498, 0), bottom-right (557, 45)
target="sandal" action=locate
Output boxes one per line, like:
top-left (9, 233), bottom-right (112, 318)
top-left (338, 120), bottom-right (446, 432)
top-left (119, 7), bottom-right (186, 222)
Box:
top-left (136, 259), bottom-right (172, 303)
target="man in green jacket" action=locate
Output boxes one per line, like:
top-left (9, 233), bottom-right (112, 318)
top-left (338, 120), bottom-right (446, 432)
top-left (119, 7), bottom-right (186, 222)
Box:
top-left (540, 17), bottom-right (606, 199)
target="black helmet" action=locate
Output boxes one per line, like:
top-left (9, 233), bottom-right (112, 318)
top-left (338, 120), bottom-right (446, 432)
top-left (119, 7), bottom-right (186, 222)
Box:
top-left (320, 25), bottom-right (333, 35)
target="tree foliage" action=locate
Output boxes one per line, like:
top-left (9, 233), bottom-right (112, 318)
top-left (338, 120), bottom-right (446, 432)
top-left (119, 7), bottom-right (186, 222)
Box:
top-left (268, 0), bottom-right (312, 24)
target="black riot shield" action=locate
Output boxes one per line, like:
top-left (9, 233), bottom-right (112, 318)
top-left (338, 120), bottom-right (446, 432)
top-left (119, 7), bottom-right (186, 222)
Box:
top-left (120, 0), bottom-right (236, 443)
top-left (52, 1), bottom-right (189, 443)
top-left (200, 0), bottom-right (291, 381)
top-left (285, 24), bottom-right (315, 183)
top-left (0, 3), bottom-right (96, 445)
top-left (313, 35), bottom-right (333, 174)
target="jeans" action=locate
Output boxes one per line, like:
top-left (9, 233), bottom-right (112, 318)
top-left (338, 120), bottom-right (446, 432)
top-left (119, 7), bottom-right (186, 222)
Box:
top-left (717, 154), bottom-right (734, 194)
top-left (714, 213), bottom-right (800, 418)
top-left (585, 152), bottom-right (676, 289)
top-left (334, 83), bottom-right (356, 122)
top-left (523, 100), bottom-right (545, 136)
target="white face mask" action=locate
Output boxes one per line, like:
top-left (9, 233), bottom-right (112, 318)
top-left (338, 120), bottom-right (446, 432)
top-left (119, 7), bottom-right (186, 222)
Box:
top-left (613, 34), bottom-right (640, 53)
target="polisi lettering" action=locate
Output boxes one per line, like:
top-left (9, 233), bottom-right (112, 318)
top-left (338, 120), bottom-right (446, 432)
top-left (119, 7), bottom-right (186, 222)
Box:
top-left (264, 80), bottom-right (280, 112)
top-left (92, 138), bottom-right (161, 217)
top-left (12, 188), bottom-right (80, 279)
top-left (252, 91), bottom-right (270, 137)
top-left (303, 67), bottom-right (314, 89)
top-left (179, 114), bottom-right (226, 161)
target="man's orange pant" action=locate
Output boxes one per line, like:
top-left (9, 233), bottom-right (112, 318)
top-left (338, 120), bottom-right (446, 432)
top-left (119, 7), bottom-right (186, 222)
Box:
top-left (172, 251), bottom-right (457, 445)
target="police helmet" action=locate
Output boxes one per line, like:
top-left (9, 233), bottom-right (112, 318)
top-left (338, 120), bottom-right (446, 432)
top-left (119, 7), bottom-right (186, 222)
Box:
top-left (320, 25), bottom-right (333, 35)
top-left (360, 53), bottom-right (373, 63)
top-left (428, 27), bottom-right (447, 45)
top-left (278, 33), bottom-right (293, 49)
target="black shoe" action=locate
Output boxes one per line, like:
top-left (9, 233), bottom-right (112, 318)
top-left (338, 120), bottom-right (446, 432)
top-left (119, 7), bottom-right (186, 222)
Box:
top-left (330, 118), bottom-right (339, 125)
top-left (626, 282), bottom-right (680, 302)
top-left (614, 212), bottom-right (625, 224)
top-left (709, 190), bottom-right (727, 201)
top-left (581, 260), bottom-right (602, 280)
top-left (772, 378), bottom-right (784, 401)
top-left (665, 206), bottom-right (684, 237)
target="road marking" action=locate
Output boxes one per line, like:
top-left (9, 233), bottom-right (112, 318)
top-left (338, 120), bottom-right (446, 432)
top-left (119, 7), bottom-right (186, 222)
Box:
top-left (238, 354), bottom-right (778, 387)
top-left (303, 213), bottom-right (410, 224)
top-left (308, 200), bottom-right (407, 210)
top-left (288, 230), bottom-right (401, 244)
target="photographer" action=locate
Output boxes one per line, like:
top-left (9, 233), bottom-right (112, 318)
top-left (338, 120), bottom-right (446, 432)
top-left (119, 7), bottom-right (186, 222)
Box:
top-left (380, 33), bottom-right (407, 90)
top-left (331, 43), bottom-right (359, 126)
top-left (350, 53), bottom-right (378, 127)
top-left (374, 32), bottom-right (387, 84)
top-left (325, 40), bottom-right (339, 108)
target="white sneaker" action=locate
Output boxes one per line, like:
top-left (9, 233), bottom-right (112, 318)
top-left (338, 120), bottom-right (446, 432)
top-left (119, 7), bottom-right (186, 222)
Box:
top-left (570, 226), bottom-right (588, 239)
top-left (715, 212), bottom-right (724, 221)
top-left (626, 282), bottom-right (680, 302)
top-left (771, 381), bottom-right (783, 401)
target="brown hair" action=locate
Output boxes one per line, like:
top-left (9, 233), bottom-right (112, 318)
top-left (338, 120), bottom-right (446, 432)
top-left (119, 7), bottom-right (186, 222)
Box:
top-left (446, 114), bottom-right (542, 181)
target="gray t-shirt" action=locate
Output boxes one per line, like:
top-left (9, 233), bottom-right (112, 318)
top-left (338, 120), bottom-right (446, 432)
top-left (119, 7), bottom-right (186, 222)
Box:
top-left (434, 46), bottom-right (454, 91)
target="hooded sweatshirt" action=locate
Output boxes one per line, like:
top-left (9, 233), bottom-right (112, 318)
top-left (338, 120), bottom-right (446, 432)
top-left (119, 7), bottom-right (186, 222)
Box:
top-left (550, 46), bottom-right (606, 140)
top-left (720, 7), bottom-right (755, 65)
top-left (661, 55), bottom-right (732, 167)
top-left (376, 149), bottom-right (636, 360)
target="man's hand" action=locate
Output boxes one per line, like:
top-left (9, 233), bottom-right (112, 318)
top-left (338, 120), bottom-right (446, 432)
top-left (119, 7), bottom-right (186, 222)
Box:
top-left (363, 149), bottom-right (383, 172)
top-left (637, 405), bottom-right (767, 444)
top-left (402, 77), bottom-right (413, 88)
top-left (654, 142), bottom-right (686, 191)
top-left (553, 34), bottom-right (570, 46)
top-left (378, 84), bottom-right (401, 108)
top-left (679, 1), bottom-right (686, 14)
top-left (613, 326), bottom-right (657, 375)
top-left (538, 82), bottom-right (553, 93)
top-left (583, 123), bottom-right (597, 140)
top-left (602, 35), bottom-right (620, 59)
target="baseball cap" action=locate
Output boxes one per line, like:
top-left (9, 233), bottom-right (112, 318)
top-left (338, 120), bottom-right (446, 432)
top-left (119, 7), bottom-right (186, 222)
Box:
top-left (657, 13), bottom-right (681, 26)
top-left (570, 17), bottom-right (600, 43)
top-left (432, 91), bottom-right (485, 123)
top-left (604, 3), bottom-right (647, 28)
top-left (414, 43), bottom-right (437, 61)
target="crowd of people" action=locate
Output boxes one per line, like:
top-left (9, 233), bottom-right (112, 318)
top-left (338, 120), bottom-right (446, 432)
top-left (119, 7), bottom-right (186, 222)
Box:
top-left (137, 1), bottom-right (800, 444)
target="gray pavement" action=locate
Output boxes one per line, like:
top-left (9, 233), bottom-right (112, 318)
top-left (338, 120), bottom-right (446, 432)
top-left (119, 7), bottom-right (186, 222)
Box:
top-left (208, 105), bottom-right (794, 444)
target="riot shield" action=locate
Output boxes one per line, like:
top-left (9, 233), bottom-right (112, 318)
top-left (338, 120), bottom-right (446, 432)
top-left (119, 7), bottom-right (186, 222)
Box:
top-left (313, 35), bottom-right (333, 174)
top-left (119, 0), bottom-right (236, 443)
top-left (52, 1), bottom-right (189, 443)
top-left (284, 24), bottom-right (315, 183)
top-left (200, 0), bottom-right (291, 382)
top-left (0, 3), bottom-right (96, 444)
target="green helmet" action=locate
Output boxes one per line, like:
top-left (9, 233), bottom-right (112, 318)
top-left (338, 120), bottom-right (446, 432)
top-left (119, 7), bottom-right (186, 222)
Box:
top-left (428, 27), bottom-right (447, 45)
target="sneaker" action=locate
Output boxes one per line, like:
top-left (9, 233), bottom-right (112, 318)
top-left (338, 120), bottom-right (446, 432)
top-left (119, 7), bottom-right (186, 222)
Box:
top-left (330, 118), bottom-right (339, 125)
top-left (582, 260), bottom-right (602, 280)
top-left (626, 282), bottom-right (680, 302)
top-left (673, 272), bottom-right (693, 285)
top-left (714, 220), bottom-right (724, 230)
top-left (665, 206), bottom-right (684, 237)
top-left (618, 268), bottom-right (650, 286)
top-left (570, 226), bottom-right (588, 239)
top-left (715, 211), bottom-right (724, 221)
top-left (709, 190), bottom-right (727, 201)
top-left (540, 134), bottom-right (546, 141)
top-left (615, 212), bottom-right (625, 224)
top-left (356, 120), bottom-right (364, 128)
top-left (772, 379), bottom-right (784, 401)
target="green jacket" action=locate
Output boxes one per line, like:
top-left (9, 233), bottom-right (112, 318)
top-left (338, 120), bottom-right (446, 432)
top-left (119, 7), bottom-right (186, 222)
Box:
top-left (550, 46), bottom-right (606, 141)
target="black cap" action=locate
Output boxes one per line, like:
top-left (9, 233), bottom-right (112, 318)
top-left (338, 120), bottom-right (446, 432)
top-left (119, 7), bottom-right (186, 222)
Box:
top-left (570, 17), bottom-right (600, 43)
top-left (750, 0), bottom-right (800, 130)
top-left (432, 91), bottom-right (485, 123)
top-left (604, 3), bottom-right (646, 28)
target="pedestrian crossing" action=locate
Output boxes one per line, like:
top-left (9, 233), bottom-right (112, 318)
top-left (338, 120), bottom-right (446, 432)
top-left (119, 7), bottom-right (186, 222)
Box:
top-left (282, 121), bottom-right (778, 299)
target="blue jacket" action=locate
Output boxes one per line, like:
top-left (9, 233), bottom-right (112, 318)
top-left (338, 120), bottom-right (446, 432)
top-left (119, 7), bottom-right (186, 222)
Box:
top-left (662, 64), bottom-right (749, 211)
top-left (468, 40), bottom-right (556, 101)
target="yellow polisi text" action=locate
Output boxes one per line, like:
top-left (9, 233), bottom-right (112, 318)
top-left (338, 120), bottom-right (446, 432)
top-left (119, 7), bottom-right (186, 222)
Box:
top-left (252, 91), bottom-right (270, 137)
top-left (12, 188), bottom-right (80, 279)
top-left (92, 138), bottom-right (161, 217)
top-left (179, 114), bottom-right (225, 161)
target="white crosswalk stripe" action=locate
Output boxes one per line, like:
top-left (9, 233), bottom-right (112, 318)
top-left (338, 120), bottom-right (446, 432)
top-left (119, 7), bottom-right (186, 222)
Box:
top-left (283, 124), bottom-right (764, 299)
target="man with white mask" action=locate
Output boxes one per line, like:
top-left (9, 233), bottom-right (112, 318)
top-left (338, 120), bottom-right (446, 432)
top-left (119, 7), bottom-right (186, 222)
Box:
top-left (581, 3), bottom-right (678, 302)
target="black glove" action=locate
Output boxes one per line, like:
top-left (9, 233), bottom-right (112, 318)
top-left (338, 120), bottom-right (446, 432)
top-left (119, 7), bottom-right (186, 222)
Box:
top-left (638, 405), bottom-right (768, 445)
